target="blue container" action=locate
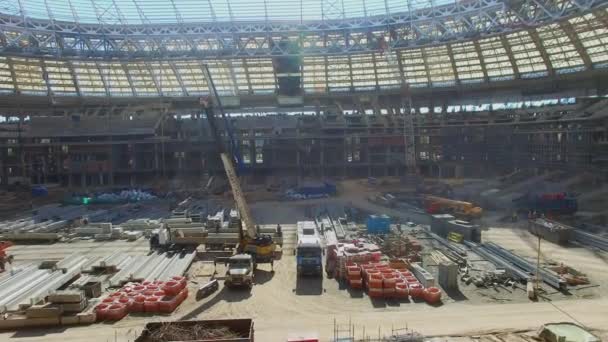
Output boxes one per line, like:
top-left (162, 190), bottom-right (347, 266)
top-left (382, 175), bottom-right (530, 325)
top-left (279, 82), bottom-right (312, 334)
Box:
top-left (31, 185), bottom-right (48, 197)
top-left (367, 215), bottom-right (391, 234)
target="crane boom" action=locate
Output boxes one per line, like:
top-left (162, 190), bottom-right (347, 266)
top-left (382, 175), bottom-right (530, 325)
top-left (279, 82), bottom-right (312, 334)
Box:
top-left (201, 64), bottom-right (257, 239)
top-left (220, 153), bottom-right (257, 238)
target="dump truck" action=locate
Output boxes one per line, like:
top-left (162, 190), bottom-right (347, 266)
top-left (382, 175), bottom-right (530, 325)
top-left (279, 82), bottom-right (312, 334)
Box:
top-left (424, 195), bottom-right (483, 220)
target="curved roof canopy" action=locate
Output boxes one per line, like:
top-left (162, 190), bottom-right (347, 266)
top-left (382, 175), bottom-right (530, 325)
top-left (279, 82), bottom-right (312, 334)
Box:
top-left (4, 0), bottom-right (456, 24)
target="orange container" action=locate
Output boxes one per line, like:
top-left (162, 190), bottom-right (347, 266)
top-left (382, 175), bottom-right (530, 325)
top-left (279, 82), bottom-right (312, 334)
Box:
top-left (368, 287), bottom-right (383, 298)
top-left (158, 296), bottom-right (178, 313)
top-left (395, 283), bottom-right (409, 298)
top-left (162, 281), bottom-right (181, 296)
top-left (172, 276), bottom-right (187, 289)
top-left (95, 303), bottom-right (110, 321)
top-left (118, 296), bottom-right (132, 309)
top-left (424, 287), bottom-right (442, 304)
top-left (405, 276), bottom-right (418, 283)
top-left (368, 278), bottom-right (383, 288)
top-left (143, 297), bottom-right (160, 313)
top-left (409, 283), bottom-right (424, 298)
top-left (177, 287), bottom-right (189, 303)
top-left (383, 287), bottom-right (396, 298)
top-left (383, 277), bottom-right (396, 288)
top-left (400, 271), bottom-right (413, 278)
top-left (133, 285), bottom-right (145, 292)
top-left (131, 296), bottom-right (145, 312)
top-left (102, 297), bottom-right (115, 304)
top-left (106, 304), bottom-right (128, 321)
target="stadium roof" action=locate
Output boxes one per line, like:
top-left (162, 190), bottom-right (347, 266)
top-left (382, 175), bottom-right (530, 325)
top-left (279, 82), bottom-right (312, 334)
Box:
top-left (2, 0), bottom-right (457, 24)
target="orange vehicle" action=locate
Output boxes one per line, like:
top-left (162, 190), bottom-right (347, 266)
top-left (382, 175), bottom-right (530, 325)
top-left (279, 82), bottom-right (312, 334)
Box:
top-left (424, 195), bottom-right (483, 220)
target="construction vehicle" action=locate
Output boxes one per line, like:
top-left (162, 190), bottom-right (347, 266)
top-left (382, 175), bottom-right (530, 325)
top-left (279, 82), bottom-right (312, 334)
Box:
top-left (0, 241), bottom-right (14, 272)
top-left (424, 195), bottom-right (483, 221)
top-left (222, 254), bottom-right (255, 289)
top-left (201, 65), bottom-right (277, 270)
top-left (513, 192), bottom-right (577, 215)
top-left (295, 221), bottom-right (323, 276)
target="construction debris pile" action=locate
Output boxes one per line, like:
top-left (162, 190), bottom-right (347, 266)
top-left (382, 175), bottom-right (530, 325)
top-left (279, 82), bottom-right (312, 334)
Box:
top-left (95, 277), bottom-right (189, 321)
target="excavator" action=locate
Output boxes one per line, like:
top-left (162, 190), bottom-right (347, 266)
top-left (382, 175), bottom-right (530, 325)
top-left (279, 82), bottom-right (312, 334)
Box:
top-left (200, 65), bottom-right (276, 271)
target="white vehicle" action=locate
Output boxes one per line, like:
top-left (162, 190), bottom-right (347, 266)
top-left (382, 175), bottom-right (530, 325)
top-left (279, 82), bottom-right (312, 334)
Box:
top-left (296, 221), bottom-right (323, 276)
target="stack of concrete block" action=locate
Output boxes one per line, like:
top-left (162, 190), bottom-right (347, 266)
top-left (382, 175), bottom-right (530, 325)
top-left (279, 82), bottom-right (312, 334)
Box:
top-left (25, 304), bottom-right (63, 319)
top-left (124, 231), bottom-right (143, 241)
top-left (410, 262), bottom-right (435, 288)
top-left (438, 261), bottom-right (459, 290)
top-left (74, 222), bottom-right (112, 237)
top-left (48, 291), bottom-right (88, 314)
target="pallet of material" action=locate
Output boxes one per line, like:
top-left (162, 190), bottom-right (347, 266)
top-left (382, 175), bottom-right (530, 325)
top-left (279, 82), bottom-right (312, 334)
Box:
top-left (48, 290), bottom-right (85, 304)
top-left (410, 262), bottom-right (436, 288)
top-left (26, 304), bottom-right (63, 318)
top-left (1, 232), bottom-right (61, 242)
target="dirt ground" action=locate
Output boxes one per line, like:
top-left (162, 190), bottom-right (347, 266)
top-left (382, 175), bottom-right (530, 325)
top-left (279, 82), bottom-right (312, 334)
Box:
top-left (2, 180), bottom-right (608, 341)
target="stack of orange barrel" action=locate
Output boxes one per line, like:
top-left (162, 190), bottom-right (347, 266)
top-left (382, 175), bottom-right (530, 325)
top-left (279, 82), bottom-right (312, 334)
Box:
top-left (95, 276), bottom-right (189, 321)
top-left (346, 263), bottom-right (363, 289)
top-left (348, 260), bottom-right (443, 304)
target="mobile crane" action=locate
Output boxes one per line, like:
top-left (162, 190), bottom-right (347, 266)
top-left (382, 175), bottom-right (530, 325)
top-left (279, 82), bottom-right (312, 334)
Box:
top-left (200, 65), bottom-right (276, 272)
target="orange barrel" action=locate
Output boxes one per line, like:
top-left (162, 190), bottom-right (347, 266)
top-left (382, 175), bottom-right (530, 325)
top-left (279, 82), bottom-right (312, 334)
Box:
top-left (132, 285), bottom-right (145, 292)
top-left (106, 304), bottom-right (128, 321)
top-left (122, 286), bottom-right (133, 294)
top-left (371, 251), bottom-right (382, 261)
top-left (142, 290), bottom-right (155, 296)
top-left (368, 272), bottom-right (382, 281)
top-left (95, 303), bottom-right (110, 321)
top-left (141, 281), bottom-right (152, 286)
top-left (153, 290), bottom-right (166, 298)
top-left (143, 296), bottom-right (160, 313)
top-left (366, 270), bottom-right (380, 278)
top-left (126, 291), bottom-right (140, 298)
top-left (158, 296), bottom-right (178, 313)
top-left (405, 276), bottom-right (418, 284)
top-left (175, 287), bottom-right (189, 304)
top-left (383, 276), bottom-right (396, 288)
top-left (118, 296), bottom-right (132, 310)
top-left (162, 281), bottom-right (181, 296)
top-left (102, 297), bottom-right (115, 304)
top-left (153, 280), bottom-right (164, 285)
top-left (131, 295), bottom-right (146, 312)
top-left (110, 291), bottom-right (124, 297)
top-left (172, 276), bottom-right (187, 289)
top-left (409, 283), bottom-right (424, 298)
top-left (394, 277), bottom-right (405, 285)
top-left (383, 287), bottom-right (396, 298)
top-left (400, 271), bottom-right (413, 278)
top-left (145, 285), bottom-right (159, 291)
top-left (367, 277), bottom-right (382, 288)
top-left (349, 279), bottom-right (363, 289)
top-left (424, 287), bottom-right (442, 304)
top-left (368, 287), bottom-right (383, 298)
top-left (395, 283), bottom-right (409, 299)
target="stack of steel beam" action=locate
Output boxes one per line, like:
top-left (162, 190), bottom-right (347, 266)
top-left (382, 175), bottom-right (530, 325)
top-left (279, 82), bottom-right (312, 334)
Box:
top-left (0, 255), bottom-right (91, 313)
top-left (572, 230), bottom-right (608, 251)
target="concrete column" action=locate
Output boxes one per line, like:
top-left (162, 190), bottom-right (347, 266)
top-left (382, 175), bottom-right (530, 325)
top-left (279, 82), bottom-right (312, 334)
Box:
top-left (98, 172), bottom-right (104, 186)
top-left (320, 139), bottom-right (324, 179)
top-left (81, 173), bottom-right (86, 188)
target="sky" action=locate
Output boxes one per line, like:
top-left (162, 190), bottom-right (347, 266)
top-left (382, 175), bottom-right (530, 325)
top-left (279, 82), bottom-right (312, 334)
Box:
top-left (4, 0), bottom-right (455, 24)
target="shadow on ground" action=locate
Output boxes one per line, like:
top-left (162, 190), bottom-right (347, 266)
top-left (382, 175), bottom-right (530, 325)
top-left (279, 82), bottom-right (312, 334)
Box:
top-left (294, 275), bottom-right (323, 295)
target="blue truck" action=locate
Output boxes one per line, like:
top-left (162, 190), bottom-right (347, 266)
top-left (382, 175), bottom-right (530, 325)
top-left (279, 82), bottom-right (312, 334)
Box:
top-left (296, 221), bottom-right (323, 276)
